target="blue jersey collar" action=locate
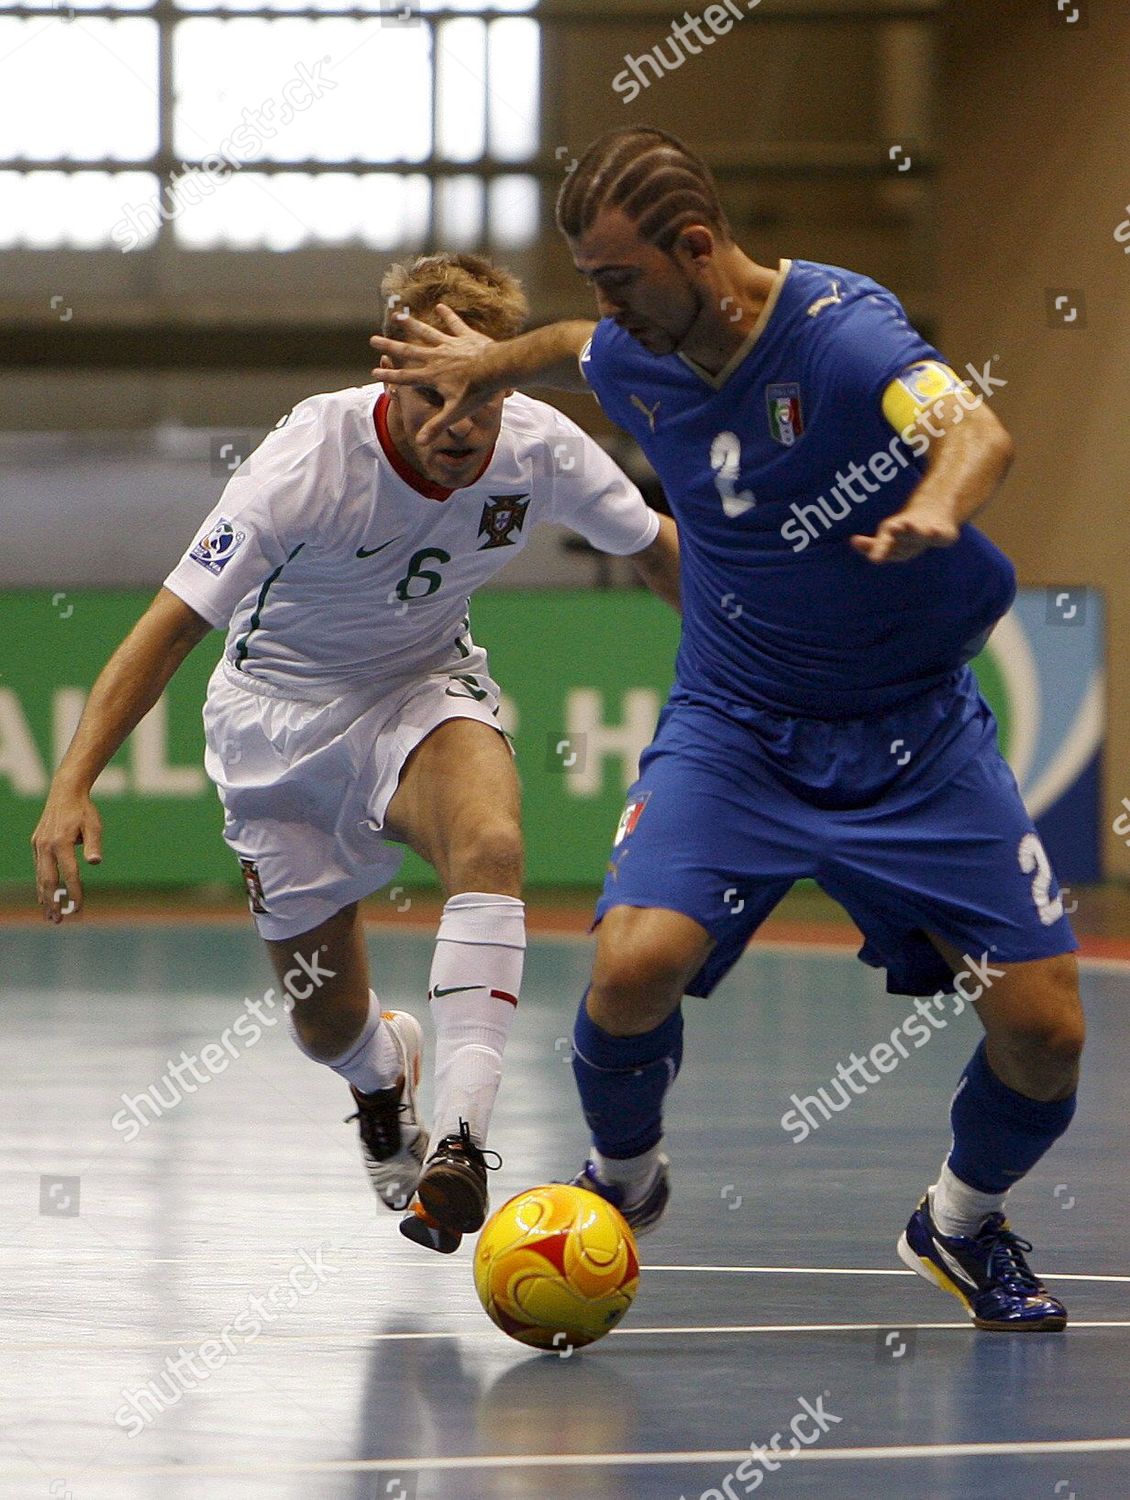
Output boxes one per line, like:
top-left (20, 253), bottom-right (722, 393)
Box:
top-left (676, 258), bottom-right (793, 390)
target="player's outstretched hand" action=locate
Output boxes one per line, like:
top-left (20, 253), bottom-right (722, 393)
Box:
top-left (370, 303), bottom-right (497, 449)
top-left (851, 501), bottom-right (960, 565)
top-left (32, 784), bottom-right (102, 924)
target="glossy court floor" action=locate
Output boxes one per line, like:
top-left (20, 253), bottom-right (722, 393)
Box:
top-left (3, 922), bottom-right (1129, 1500)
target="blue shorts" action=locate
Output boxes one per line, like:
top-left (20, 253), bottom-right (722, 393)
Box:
top-left (595, 668), bottom-right (1077, 998)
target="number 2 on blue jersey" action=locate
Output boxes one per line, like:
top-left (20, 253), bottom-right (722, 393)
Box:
top-left (710, 431), bottom-right (756, 519)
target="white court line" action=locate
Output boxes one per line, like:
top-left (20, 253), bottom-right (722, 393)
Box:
top-left (12, 1252), bottom-right (1127, 1284)
top-left (610, 1320), bottom-right (1130, 1334)
top-left (515, 932), bottom-right (1130, 976)
top-left (17, 920), bottom-right (1129, 974)
top-left (576, 933), bottom-right (1130, 978)
top-left (1075, 955), bottom-right (1130, 976)
top-left (4, 1436), bottom-right (1130, 1480)
top-left (739, 939), bottom-right (1130, 975)
top-left (495, 938), bottom-right (1088, 978)
top-left (642, 1265), bottom-right (1130, 1283)
top-left (7, 1318), bottom-right (1130, 1350)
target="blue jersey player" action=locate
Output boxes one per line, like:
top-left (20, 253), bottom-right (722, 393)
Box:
top-left (372, 129), bottom-right (1085, 1331)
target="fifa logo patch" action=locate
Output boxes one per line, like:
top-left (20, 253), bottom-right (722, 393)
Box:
top-left (190, 516), bottom-right (247, 575)
top-left (613, 791), bottom-right (651, 847)
top-left (766, 383), bottom-right (804, 446)
top-left (478, 493), bottom-right (530, 550)
top-left (239, 857), bottom-right (268, 914)
top-left (897, 361), bottom-right (962, 405)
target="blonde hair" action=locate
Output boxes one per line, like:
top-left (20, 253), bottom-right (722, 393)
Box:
top-left (381, 252), bottom-right (528, 341)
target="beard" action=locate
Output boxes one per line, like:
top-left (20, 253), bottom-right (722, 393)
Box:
top-left (666, 271), bottom-right (711, 355)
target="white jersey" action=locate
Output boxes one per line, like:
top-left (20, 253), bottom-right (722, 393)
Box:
top-left (164, 386), bottom-right (659, 701)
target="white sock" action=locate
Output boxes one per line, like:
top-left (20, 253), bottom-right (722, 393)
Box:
top-left (591, 1144), bottom-right (663, 1199)
top-left (287, 990), bottom-right (401, 1094)
top-left (428, 892), bottom-right (525, 1147)
top-left (929, 1162), bottom-right (1007, 1238)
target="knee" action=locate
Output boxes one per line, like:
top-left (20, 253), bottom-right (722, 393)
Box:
top-left (1030, 1010), bottom-right (1086, 1069)
top-left (448, 818), bottom-right (523, 893)
top-left (1006, 1019), bottom-right (1085, 1079)
top-left (590, 943), bottom-right (689, 1033)
top-left (997, 958), bottom-right (1085, 1068)
top-left (588, 908), bottom-right (710, 1034)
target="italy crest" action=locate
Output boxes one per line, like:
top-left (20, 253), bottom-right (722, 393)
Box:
top-left (766, 383), bottom-right (804, 447)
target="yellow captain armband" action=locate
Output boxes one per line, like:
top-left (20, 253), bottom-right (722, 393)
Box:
top-left (881, 361), bottom-right (967, 436)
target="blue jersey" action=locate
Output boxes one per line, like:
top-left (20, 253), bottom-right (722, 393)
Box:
top-left (581, 259), bottom-right (1017, 719)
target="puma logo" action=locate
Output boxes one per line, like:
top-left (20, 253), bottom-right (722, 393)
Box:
top-left (806, 281), bottom-right (843, 317)
top-left (629, 394), bottom-right (661, 433)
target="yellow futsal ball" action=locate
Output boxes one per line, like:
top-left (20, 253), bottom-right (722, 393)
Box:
top-left (473, 1183), bottom-right (641, 1351)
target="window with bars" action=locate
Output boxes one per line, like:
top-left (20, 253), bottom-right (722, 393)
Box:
top-left (0, 0), bottom-right (539, 250)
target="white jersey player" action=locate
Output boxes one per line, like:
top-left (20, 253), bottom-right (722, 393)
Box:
top-left (33, 252), bottom-right (681, 1256)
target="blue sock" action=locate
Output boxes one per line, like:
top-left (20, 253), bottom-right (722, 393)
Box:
top-left (572, 995), bottom-right (683, 1159)
top-left (947, 1039), bottom-right (1077, 1194)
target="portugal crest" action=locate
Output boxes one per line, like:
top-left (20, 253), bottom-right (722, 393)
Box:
top-left (239, 857), bottom-right (268, 914)
top-left (766, 382), bottom-right (804, 447)
top-left (478, 493), bottom-right (530, 550)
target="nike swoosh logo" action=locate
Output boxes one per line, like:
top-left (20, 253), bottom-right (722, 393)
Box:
top-left (430, 984), bottom-right (484, 998)
top-left (356, 537), bottom-right (400, 558)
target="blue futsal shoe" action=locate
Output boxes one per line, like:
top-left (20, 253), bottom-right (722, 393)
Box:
top-left (571, 1155), bottom-right (671, 1238)
top-left (898, 1194), bottom-right (1067, 1331)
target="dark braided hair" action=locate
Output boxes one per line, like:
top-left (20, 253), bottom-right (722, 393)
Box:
top-left (556, 128), bottom-right (732, 254)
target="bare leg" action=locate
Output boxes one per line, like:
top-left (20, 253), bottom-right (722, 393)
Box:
top-left (264, 901), bottom-right (370, 1060)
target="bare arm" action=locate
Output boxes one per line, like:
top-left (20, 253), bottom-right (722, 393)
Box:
top-left (851, 395), bottom-right (1015, 565)
top-left (32, 587), bottom-right (214, 922)
top-left (371, 305), bottom-right (596, 449)
top-left (629, 514), bottom-right (681, 613)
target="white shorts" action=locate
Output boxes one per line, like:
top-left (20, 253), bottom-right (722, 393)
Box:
top-left (202, 652), bottom-right (506, 941)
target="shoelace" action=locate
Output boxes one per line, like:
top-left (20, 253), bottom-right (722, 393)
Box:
top-left (344, 1084), bottom-right (407, 1159)
top-left (445, 1116), bottom-right (502, 1171)
top-left (980, 1225), bottom-right (1042, 1296)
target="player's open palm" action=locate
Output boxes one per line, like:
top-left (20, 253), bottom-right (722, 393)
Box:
top-left (32, 786), bottom-right (102, 923)
top-left (852, 500), bottom-right (960, 565)
top-left (371, 303), bottom-right (497, 447)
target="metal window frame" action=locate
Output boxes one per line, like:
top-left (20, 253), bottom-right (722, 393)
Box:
top-left (0, 0), bottom-right (940, 251)
top-left (0, 0), bottom-right (545, 247)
